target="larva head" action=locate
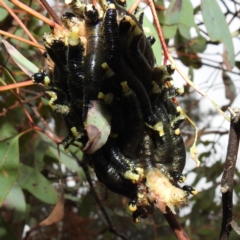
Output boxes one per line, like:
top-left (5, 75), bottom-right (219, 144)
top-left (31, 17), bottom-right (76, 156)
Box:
top-left (170, 187), bottom-right (188, 205)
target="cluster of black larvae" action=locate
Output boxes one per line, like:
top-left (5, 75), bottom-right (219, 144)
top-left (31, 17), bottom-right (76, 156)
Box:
top-left (32, 0), bottom-right (197, 222)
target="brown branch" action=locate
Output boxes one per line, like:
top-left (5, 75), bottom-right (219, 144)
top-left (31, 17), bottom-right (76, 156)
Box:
top-left (38, 0), bottom-right (62, 25)
top-left (163, 208), bottom-right (190, 240)
top-left (219, 108), bottom-right (240, 240)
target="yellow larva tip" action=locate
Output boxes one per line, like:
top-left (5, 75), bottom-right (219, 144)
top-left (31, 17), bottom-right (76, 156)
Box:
top-left (134, 218), bottom-right (140, 223)
top-left (128, 204), bottom-right (137, 212)
top-left (137, 193), bottom-right (144, 199)
top-left (170, 64), bottom-right (175, 70)
top-left (109, 3), bottom-right (116, 9)
top-left (175, 128), bottom-right (181, 135)
top-left (98, 92), bottom-right (105, 99)
top-left (65, 0), bottom-right (72, 4)
top-left (177, 87), bottom-right (184, 95)
top-left (135, 167), bottom-right (144, 175)
top-left (178, 176), bottom-right (186, 183)
top-left (121, 81), bottom-right (130, 93)
top-left (70, 126), bottom-right (78, 137)
top-left (101, 62), bottom-right (109, 69)
top-left (125, 15), bottom-right (132, 23)
top-left (192, 189), bottom-right (198, 196)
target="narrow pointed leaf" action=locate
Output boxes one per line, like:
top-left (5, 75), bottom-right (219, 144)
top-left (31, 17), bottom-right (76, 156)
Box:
top-left (201, 0), bottom-right (235, 69)
top-left (0, 136), bottom-right (19, 206)
top-left (2, 40), bottom-right (38, 77)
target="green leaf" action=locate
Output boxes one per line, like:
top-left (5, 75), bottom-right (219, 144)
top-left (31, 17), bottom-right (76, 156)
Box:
top-left (0, 2), bottom-right (14, 22)
top-left (178, 23), bottom-right (191, 39)
top-left (163, 25), bottom-right (178, 39)
top-left (17, 165), bottom-right (58, 204)
top-left (179, 0), bottom-right (195, 28)
top-left (0, 122), bottom-right (17, 141)
top-left (201, 0), bottom-right (235, 69)
top-left (36, 132), bottom-right (82, 171)
top-left (0, 214), bottom-right (18, 240)
top-left (191, 35), bottom-right (207, 53)
top-left (3, 183), bottom-right (26, 222)
top-left (1, 40), bottom-right (38, 77)
top-left (156, 0), bottom-right (165, 24)
top-left (164, 0), bottom-right (181, 25)
top-left (48, 145), bottom-right (82, 171)
top-left (79, 192), bottom-right (94, 218)
top-left (0, 136), bottom-right (19, 206)
top-left (165, 0), bottom-right (196, 40)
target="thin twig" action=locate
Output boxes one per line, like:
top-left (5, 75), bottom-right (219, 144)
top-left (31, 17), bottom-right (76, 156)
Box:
top-left (0, 30), bottom-right (45, 50)
top-left (38, 0), bottom-right (62, 25)
top-left (219, 108), bottom-right (240, 240)
top-left (163, 209), bottom-right (190, 240)
top-left (128, 0), bottom-right (141, 14)
top-left (9, 0), bottom-right (63, 31)
top-left (0, 0), bottom-right (44, 53)
top-left (0, 80), bottom-right (34, 91)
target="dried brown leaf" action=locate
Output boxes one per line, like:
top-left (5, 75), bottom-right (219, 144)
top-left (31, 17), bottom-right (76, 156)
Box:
top-left (39, 195), bottom-right (64, 226)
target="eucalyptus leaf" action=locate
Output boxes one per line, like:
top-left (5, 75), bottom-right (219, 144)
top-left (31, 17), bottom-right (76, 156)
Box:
top-left (0, 2), bottom-right (14, 21)
top-left (2, 40), bottom-right (38, 77)
top-left (0, 136), bottom-right (19, 206)
top-left (0, 122), bottom-right (17, 141)
top-left (201, 0), bottom-right (235, 69)
top-left (17, 164), bottom-right (58, 204)
top-left (48, 145), bottom-right (81, 171)
top-left (3, 183), bottom-right (26, 222)
top-left (164, 0), bottom-right (181, 25)
top-left (163, 24), bottom-right (178, 39)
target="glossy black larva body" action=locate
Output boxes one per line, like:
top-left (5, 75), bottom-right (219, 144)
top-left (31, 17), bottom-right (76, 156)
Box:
top-left (104, 5), bottom-right (121, 72)
top-left (118, 82), bottom-right (144, 159)
top-left (33, 0), bottom-right (196, 222)
top-left (83, 20), bottom-right (105, 120)
top-left (66, 40), bottom-right (85, 112)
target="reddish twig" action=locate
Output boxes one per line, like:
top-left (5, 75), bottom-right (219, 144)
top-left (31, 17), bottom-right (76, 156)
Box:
top-left (0, 30), bottom-right (45, 50)
top-left (9, 0), bottom-right (63, 31)
top-left (0, 0), bottom-right (44, 53)
top-left (0, 80), bottom-right (34, 92)
top-left (163, 208), bottom-right (190, 240)
top-left (128, 0), bottom-right (141, 14)
top-left (219, 108), bottom-right (240, 240)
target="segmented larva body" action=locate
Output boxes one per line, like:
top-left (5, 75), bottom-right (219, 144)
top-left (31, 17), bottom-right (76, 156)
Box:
top-left (146, 168), bottom-right (188, 214)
